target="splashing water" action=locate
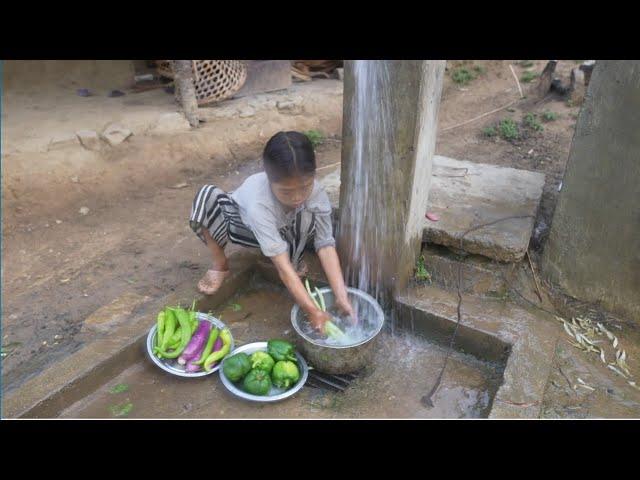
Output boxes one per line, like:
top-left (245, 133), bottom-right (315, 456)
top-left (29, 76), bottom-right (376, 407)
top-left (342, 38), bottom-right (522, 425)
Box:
top-left (337, 61), bottom-right (403, 311)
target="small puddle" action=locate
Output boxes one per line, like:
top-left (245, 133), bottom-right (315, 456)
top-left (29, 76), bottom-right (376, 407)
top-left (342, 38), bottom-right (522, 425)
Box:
top-left (60, 280), bottom-right (502, 418)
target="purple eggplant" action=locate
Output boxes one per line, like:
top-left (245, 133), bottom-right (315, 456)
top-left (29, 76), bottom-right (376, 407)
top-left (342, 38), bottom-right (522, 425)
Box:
top-left (185, 361), bottom-right (201, 373)
top-left (178, 321), bottom-right (212, 365)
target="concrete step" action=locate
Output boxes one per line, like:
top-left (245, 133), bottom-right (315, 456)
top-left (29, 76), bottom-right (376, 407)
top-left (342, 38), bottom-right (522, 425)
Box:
top-left (318, 155), bottom-right (545, 263)
top-left (418, 243), bottom-right (517, 296)
top-left (395, 283), bottom-right (560, 418)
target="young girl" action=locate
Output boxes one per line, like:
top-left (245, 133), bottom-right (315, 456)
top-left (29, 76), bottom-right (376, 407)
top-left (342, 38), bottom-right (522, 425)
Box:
top-left (189, 131), bottom-right (355, 331)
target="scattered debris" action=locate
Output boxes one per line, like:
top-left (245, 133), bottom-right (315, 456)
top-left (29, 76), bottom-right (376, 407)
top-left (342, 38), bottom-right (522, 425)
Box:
top-left (425, 212), bottom-right (440, 222)
top-left (60, 278), bottom-right (70, 284)
top-left (79, 206), bottom-right (90, 215)
top-left (71, 176), bottom-right (80, 183)
top-left (107, 90), bottom-right (125, 98)
top-left (169, 182), bottom-right (189, 189)
top-left (56, 220), bottom-right (63, 224)
top-left (76, 88), bottom-right (92, 97)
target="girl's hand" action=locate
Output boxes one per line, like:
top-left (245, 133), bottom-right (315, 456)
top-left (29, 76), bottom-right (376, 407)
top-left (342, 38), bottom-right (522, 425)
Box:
top-left (335, 297), bottom-right (357, 325)
top-left (309, 309), bottom-right (332, 332)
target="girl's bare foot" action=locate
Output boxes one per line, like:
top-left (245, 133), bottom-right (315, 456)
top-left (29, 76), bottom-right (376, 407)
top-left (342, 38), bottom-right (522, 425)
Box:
top-left (197, 269), bottom-right (231, 295)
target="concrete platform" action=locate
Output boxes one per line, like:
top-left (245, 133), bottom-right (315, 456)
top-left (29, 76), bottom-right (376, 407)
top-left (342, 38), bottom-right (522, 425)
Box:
top-left (318, 155), bottom-right (545, 263)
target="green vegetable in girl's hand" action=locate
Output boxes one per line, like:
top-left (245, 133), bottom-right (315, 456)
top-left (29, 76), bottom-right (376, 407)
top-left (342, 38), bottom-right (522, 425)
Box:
top-left (250, 351), bottom-right (275, 373)
top-left (222, 352), bottom-right (252, 381)
top-left (271, 360), bottom-right (300, 389)
top-left (267, 339), bottom-right (297, 363)
top-left (243, 368), bottom-right (272, 396)
top-left (324, 320), bottom-right (348, 342)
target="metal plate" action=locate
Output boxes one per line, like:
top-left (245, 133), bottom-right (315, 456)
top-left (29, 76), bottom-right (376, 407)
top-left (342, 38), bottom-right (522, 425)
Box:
top-left (146, 312), bottom-right (234, 377)
top-left (219, 342), bottom-right (308, 402)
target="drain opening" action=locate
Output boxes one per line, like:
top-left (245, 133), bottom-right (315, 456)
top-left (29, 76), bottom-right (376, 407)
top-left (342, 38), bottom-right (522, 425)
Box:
top-left (305, 370), bottom-right (360, 392)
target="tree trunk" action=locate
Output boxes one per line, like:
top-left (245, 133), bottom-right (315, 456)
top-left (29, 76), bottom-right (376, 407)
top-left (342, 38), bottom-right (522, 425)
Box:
top-left (172, 60), bottom-right (199, 128)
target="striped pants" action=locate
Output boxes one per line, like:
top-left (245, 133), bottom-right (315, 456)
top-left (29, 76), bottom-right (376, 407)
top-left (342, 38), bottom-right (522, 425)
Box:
top-left (189, 185), bottom-right (315, 266)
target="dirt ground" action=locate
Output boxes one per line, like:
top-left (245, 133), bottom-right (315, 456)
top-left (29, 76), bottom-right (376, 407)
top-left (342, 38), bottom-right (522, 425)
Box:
top-left (6, 60), bottom-right (635, 418)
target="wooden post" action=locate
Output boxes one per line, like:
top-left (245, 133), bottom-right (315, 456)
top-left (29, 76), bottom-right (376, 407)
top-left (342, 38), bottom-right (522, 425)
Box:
top-left (172, 60), bottom-right (199, 128)
top-left (337, 60), bottom-right (446, 306)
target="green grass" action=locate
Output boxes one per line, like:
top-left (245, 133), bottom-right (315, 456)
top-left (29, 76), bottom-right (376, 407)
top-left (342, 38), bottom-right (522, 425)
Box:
top-left (482, 126), bottom-right (497, 137)
top-left (520, 71), bottom-right (539, 83)
top-left (450, 63), bottom-right (486, 85)
top-left (519, 60), bottom-right (534, 68)
top-left (542, 111), bottom-right (559, 122)
top-left (304, 130), bottom-right (324, 148)
top-left (524, 113), bottom-right (543, 132)
top-left (414, 255), bottom-right (432, 283)
top-left (499, 119), bottom-right (519, 140)
top-left (451, 67), bottom-right (476, 85)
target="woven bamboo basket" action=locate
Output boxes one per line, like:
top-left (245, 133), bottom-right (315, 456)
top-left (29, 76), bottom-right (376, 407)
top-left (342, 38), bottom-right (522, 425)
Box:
top-left (156, 60), bottom-right (247, 105)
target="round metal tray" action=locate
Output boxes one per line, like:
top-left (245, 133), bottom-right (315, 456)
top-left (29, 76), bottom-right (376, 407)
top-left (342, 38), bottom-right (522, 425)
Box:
top-left (219, 342), bottom-right (308, 402)
top-left (146, 312), bottom-right (234, 377)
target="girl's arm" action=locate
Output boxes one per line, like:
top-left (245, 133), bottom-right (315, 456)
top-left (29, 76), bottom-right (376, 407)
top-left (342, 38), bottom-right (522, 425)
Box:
top-left (270, 253), bottom-right (331, 331)
top-left (317, 246), bottom-right (356, 320)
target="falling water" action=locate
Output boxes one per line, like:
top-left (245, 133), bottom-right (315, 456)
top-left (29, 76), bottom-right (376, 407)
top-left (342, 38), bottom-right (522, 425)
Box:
top-left (337, 61), bottom-right (405, 312)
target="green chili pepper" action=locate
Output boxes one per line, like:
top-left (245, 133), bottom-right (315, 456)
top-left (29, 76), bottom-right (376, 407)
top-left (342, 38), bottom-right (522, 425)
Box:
top-left (160, 310), bottom-right (177, 352)
top-left (157, 309), bottom-right (192, 359)
top-left (204, 328), bottom-right (232, 372)
top-left (193, 327), bottom-right (219, 366)
top-left (156, 311), bottom-right (166, 349)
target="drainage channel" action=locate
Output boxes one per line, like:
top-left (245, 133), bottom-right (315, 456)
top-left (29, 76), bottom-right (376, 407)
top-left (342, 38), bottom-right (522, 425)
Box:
top-left (305, 370), bottom-right (361, 392)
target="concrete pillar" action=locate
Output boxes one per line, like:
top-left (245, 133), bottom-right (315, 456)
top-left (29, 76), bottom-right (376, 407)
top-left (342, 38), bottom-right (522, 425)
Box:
top-left (542, 60), bottom-right (640, 322)
top-left (337, 60), bottom-right (445, 306)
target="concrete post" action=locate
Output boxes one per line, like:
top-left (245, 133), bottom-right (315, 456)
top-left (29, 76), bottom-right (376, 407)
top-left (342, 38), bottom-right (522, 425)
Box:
top-left (542, 60), bottom-right (640, 322)
top-left (337, 60), bottom-right (445, 306)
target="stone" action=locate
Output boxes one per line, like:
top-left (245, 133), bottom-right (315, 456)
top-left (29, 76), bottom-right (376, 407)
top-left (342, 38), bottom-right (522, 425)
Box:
top-left (423, 156), bottom-right (545, 262)
top-left (320, 155), bottom-right (545, 263)
top-left (276, 97), bottom-right (304, 115)
top-left (79, 207), bottom-right (90, 215)
top-left (75, 130), bottom-right (102, 151)
top-left (149, 112), bottom-right (191, 135)
top-left (238, 107), bottom-right (256, 118)
top-left (81, 292), bottom-right (150, 334)
top-left (100, 123), bottom-right (132, 146)
top-left (48, 133), bottom-right (79, 151)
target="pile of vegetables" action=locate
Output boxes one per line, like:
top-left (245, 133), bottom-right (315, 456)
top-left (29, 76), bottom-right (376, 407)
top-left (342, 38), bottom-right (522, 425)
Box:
top-left (304, 279), bottom-right (348, 342)
top-left (222, 339), bottom-right (301, 396)
top-left (153, 302), bottom-right (232, 373)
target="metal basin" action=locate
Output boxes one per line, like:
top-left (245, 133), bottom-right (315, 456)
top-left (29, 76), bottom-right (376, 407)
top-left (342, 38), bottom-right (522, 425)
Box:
top-left (291, 287), bottom-right (384, 374)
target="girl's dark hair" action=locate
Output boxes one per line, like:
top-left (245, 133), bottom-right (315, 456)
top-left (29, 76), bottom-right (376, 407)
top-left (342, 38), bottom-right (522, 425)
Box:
top-left (263, 131), bottom-right (316, 182)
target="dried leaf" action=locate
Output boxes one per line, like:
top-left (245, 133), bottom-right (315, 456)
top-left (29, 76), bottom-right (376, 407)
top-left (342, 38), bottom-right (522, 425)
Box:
top-left (613, 337), bottom-right (619, 349)
top-left (607, 364), bottom-right (629, 379)
top-left (563, 322), bottom-right (575, 338)
top-left (599, 348), bottom-right (606, 364)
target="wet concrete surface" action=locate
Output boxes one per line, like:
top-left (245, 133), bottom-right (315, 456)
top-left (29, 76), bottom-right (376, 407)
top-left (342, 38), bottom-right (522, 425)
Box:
top-left (59, 281), bottom-right (501, 418)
